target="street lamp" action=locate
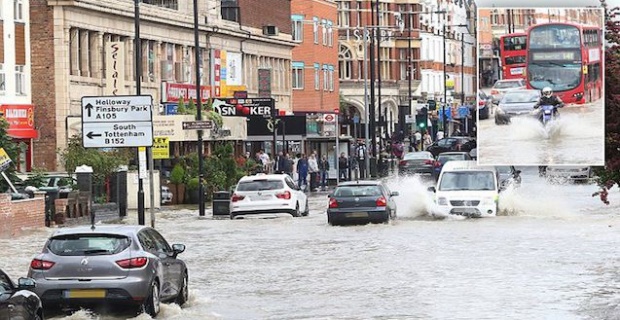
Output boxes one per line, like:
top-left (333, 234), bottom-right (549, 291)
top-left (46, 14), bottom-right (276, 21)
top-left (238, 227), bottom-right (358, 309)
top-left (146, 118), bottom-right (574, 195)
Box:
top-left (443, 23), bottom-right (469, 136)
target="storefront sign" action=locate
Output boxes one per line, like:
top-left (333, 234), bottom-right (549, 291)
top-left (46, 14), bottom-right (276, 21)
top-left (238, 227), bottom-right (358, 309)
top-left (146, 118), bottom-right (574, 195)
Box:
top-left (225, 52), bottom-right (243, 86)
top-left (153, 137), bottom-right (170, 159)
top-left (0, 148), bottom-right (12, 172)
top-left (161, 82), bottom-right (211, 103)
top-left (214, 49), bottom-right (222, 97)
top-left (0, 104), bottom-right (38, 138)
top-left (212, 98), bottom-right (275, 117)
top-left (104, 42), bottom-right (126, 96)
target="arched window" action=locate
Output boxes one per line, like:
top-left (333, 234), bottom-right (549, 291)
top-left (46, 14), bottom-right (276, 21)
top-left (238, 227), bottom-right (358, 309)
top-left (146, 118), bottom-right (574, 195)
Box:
top-left (338, 45), bottom-right (353, 80)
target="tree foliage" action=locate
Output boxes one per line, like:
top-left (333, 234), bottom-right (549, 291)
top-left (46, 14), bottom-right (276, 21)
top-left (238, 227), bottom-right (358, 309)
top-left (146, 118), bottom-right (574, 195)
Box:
top-left (0, 118), bottom-right (22, 192)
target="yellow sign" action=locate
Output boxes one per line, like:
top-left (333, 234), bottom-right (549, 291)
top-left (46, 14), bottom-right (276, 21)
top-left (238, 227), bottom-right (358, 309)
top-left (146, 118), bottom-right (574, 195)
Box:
top-left (445, 79), bottom-right (455, 90)
top-left (0, 148), bottom-right (12, 172)
top-left (583, 65), bottom-right (588, 74)
top-left (153, 137), bottom-right (170, 159)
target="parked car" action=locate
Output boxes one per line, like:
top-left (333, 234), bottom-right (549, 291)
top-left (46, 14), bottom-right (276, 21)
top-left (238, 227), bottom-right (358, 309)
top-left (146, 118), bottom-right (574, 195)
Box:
top-left (544, 166), bottom-right (592, 183)
top-left (490, 79), bottom-right (526, 104)
top-left (432, 152), bottom-right (473, 180)
top-left (495, 89), bottom-right (540, 118)
top-left (478, 91), bottom-right (492, 120)
top-left (496, 166), bottom-right (522, 189)
top-left (161, 186), bottom-right (173, 204)
top-left (27, 225), bottom-right (188, 317)
top-left (230, 173), bottom-right (309, 219)
top-left (0, 269), bottom-right (44, 320)
top-left (398, 151), bottom-right (435, 177)
top-left (327, 180), bottom-right (398, 226)
top-left (426, 137), bottom-right (477, 157)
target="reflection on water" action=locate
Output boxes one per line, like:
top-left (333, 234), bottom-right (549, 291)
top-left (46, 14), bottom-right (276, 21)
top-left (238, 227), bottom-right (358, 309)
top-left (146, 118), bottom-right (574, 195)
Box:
top-left (478, 101), bottom-right (604, 165)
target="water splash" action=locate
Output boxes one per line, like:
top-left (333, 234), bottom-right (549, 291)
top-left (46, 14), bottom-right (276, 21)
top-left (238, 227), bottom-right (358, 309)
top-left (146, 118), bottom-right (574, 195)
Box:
top-left (384, 175), bottom-right (436, 219)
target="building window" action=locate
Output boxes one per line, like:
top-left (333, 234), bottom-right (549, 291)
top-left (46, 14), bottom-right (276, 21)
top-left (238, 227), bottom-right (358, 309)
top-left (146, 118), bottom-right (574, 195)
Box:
top-left (14, 0), bottom-right (23, 21)
top-left (313, 18), bottom-right (319, 44)
top-left (0, 64), bottom-right (5, 94)
top-left (142, 0), bottom-right (178, 10)
top-left (221, 0), bottom-right (240, 23)
top-left (323, 66), bottom-right (328, 91)
top-left (338, 1), bottom-right (350, 27)
top-left (292, 20), bottom-right (303, 41)
top-left (314, 64), bottom-right (320, 90)
top-left (338, 45), bottom-right (352, 80)
top-left (329, 66), bottom-right (334, 92)
top-left (327, 23), bottom-right (333, 47)
top-left (322, 21), bottom-right (327, 46)
top-left (356, 1), bottom-right (362, 27)
top-left (15, 65), bottom-right (25, 95)
top-left (292, 63), bottom-right (304, 89)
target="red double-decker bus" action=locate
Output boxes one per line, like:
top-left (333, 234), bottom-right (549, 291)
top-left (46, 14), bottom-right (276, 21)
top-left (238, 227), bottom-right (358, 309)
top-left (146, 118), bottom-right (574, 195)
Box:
top-left (499, 33), bottom-right (527, 80)
top-left (525, 22), bottom-right (603, 104)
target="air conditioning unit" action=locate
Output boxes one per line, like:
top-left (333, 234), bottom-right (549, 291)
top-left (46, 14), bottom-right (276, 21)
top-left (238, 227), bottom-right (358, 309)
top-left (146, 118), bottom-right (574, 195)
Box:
top-left (263, 25), bottom-right (279, 36)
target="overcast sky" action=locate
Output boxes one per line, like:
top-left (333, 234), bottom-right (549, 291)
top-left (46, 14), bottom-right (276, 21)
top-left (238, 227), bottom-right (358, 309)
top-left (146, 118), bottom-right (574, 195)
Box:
top-left (476, 0), bottom-right (610, 8)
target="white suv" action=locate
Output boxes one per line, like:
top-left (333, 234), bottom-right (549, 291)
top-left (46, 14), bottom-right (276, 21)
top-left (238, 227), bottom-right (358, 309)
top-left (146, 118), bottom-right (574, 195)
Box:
top-left (230, 173), bottom-right (309, 219)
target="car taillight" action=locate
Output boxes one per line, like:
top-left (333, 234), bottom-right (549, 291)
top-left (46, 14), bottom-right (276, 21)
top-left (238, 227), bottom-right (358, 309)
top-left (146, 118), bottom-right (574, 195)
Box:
top-left (276, 191), bottom-right (291, 199)
top-left (376, 196), bottom-right (387, 207)
top-left (434, 161), bottom-right (441, 167)
top-left (231, 193), bottom-right (245, 202)
top-left (116, 257), bottom-right (148, 269)
top-left (399, 160), bottom-right (407, 166)
top-left (328, 198), bottom-right (338, 208)
top-left (424, 159), bottom-right (434, 165)
top-left (30, 259), bottom-right (55, 270)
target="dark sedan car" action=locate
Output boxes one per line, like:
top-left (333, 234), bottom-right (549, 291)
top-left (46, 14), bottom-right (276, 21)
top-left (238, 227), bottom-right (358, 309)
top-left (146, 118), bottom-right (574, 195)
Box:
top-left (495, 89), bottom-right (540, 118)
top-left (327, 181), bottom-right (398, 226)
top-left (398, 151), bottom-right (435, 177)
top-left (426, 137), bottom-right (477, 157)
top-left (432, 152), bottom-right (473, 180)
top-left (0, 269), bottom-right (44, 320)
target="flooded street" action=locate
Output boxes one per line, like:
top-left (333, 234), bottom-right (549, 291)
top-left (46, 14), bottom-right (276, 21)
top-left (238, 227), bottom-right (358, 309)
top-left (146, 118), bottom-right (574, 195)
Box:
top-left (476, 99), bottom-right (604, 165)
top-left (2, 168), bottom-right (620, 319)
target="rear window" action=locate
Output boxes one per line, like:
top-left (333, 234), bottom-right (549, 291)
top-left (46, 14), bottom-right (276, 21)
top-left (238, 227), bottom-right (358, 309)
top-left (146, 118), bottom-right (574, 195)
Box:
top-left (334, 185), bottom-right (383, 197)
top-left (48, 234), bottom-right (131, 256)
top-left (403, 152), bottom-right (432, 160)
top-left (237, 180), bottom-right (284, 191)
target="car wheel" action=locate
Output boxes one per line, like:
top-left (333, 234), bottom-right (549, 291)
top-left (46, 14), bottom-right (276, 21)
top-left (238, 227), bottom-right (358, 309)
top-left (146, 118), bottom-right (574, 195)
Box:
top-left (143, 280), bottom-right (161, 317)
top-left (34, 309), bottom-right (43, 320)
top-left (302, 199), bottom-right (309, 216)
top-left (294, 203), bottom-right (301, 217)
top-left (176, 273), bottom-right (189, 306)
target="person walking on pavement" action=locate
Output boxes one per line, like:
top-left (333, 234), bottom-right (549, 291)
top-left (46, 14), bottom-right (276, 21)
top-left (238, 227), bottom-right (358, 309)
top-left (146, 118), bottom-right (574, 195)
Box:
top-left (414, 130), bottom-right (422, 151)
top-left (308, 154), bottom-right (320, 192)
top-left (423, 131), bottom-right (432, 151)
top-left (273, 151), bottom-right (286, 173)
top-left (283, 153), bottom-right (294, 178)
top-left (356, 142), bottom-right (368, 179)
top-left (296, 154), bottom-right (309, 190)
top-left (318, 155), bottom-right (330, 191)
top-left (338, 152), bottom-right (349, 181)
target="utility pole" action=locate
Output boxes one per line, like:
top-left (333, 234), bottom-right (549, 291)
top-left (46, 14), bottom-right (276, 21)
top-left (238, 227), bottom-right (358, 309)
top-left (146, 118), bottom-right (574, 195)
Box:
top-left (408, 9), bottom-right (412, 124)
top-left (369, 1), bottom-right (377, 163)
top-left (442, 23), bottom-right (448, 136)
top-left (375, 0), bottom-right (383, 151)
top-left (461, 34), bottom-right (465, 107)
top-left (193, 0), bottom-right (205, 217)
top-left (134, 0), bottom-right (145, 225)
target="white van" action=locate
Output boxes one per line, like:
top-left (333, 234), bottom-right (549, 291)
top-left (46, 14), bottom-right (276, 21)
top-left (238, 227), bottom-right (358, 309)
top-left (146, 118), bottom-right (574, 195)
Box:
top-left (427, 160), bottom-right (499, 217)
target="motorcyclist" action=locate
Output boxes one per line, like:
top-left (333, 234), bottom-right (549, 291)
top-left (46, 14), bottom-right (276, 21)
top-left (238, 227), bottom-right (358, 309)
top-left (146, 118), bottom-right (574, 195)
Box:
top-left (533, 87), bottom-right (564, 122)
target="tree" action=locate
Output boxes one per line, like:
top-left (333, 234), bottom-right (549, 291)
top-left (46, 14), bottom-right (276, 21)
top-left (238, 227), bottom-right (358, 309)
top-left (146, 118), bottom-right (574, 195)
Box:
top-left (593, 6), bottom-right (620, 189)
top-left (0, 117), bottom-right (22, 191)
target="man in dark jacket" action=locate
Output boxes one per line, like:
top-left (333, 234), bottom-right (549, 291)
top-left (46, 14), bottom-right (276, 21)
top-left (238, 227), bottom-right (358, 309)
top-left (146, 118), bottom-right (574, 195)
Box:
top-left (273, 151), bottom-right (287, 173)
top-left (318, 155), bottom-right (330, 191)
top-left (296, 154), bottom-right (309, 190)
top-left (533, 86), bottom-right (564, 122)
top-left (338, 153), bottom-right (349, 181)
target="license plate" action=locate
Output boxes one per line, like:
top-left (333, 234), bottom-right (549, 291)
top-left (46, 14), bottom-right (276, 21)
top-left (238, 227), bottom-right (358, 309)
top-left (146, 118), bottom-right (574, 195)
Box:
top-left (65, 289), bottom-right (106, 298)
top-left (250, 195), bottom-right (271, 201)
top-left (346, 212), bottom-right (369, 218)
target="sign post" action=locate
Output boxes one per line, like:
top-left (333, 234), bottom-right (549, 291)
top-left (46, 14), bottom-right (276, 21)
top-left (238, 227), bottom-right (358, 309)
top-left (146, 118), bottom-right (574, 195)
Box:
top-left (334, 109), bottom-right (340, 185)
top-left (81, 95), bottom-right (154, 225)
top-left (0, 148), bottom-right (17, 194)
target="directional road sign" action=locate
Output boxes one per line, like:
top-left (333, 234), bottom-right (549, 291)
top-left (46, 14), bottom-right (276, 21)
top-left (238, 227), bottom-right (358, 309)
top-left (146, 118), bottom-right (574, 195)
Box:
top-left (182, 120), bottom-right (213, 130)
top-left (81, 95), bottom-right (154, 148)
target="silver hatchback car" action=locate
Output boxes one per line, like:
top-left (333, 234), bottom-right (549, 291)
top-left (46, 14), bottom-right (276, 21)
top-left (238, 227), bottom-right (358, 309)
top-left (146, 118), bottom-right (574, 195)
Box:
top-left (27, 225), bottom-right (188, 317)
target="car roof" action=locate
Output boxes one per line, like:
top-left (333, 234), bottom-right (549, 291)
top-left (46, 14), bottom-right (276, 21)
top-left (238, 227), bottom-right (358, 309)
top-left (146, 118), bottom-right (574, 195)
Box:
top-left (50, 225), bottom-right (147, 237)
top-left (239, 173), bottom-right (288, 181)
top-left (337, 180), bottom-right (382, 186)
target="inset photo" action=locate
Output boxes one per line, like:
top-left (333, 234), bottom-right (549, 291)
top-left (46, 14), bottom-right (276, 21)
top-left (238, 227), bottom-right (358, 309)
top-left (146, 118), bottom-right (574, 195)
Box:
top-left (477, 8), bottom-right (605, 166)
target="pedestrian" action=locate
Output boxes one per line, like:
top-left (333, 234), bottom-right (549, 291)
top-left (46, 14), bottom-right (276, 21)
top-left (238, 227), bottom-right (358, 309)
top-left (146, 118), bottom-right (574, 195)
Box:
top-left (422, 131), bottom-right (432, 151)
top-left (318, 155), bottom-right (330, 191)
top-left (356, 143), bottom-right (367, 178)
top-left (308, 154), bottom-right (319, 192)
top-left (296, 154), bottom-right (309, 190)
top-left (436, 130), bottom-right (444, 141)
top-left (273, 151), bottom-right (286, 173)
top-left (284, 153), bottom-right (294, 178)
top-left (338, 152), bottom-right (349, 181)
top-left (414, 130), bottom-right (422, 151)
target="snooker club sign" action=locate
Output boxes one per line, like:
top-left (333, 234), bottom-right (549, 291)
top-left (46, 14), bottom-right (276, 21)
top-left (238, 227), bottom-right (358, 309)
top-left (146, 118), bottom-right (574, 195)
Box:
top-left (212, 98), bottom-right (275, 117)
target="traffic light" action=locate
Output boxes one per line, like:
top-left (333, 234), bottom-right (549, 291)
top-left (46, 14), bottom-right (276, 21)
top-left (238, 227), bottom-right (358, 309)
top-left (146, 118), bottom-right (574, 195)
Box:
top-left (416, 114), bottom-right (427, 129)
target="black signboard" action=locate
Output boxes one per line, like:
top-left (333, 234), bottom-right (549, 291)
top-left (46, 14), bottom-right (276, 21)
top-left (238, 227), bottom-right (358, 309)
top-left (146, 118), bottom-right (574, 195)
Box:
top-left (247, 115), bottom-right (307, 136)
top-left (212, 98), bottom-right (275, 117)
top-left (530, 50), bottom-right (581, 61)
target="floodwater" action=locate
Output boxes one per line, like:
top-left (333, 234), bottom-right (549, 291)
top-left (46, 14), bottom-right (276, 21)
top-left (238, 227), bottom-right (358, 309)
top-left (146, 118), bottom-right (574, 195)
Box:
top-left (476, 99), bottom-right (605, 165)
top-left (2, 168), bottom-right (620, 319)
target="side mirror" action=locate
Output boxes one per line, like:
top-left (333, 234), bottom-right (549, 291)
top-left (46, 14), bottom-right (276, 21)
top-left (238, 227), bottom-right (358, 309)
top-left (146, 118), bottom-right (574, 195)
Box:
top-left (172, 244), bottom-right (186, 256)
top-left (390, 191), bottom-right (399, 197)
top-left (427, 186), bottom-right (436, 193)
top-left (17, 277), bottom-right (36, 289)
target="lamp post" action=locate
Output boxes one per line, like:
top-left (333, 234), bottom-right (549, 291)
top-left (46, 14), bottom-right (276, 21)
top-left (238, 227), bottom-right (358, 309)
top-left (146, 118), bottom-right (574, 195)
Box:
top-left (193, 0), bottom-right (206, 217)
top-left (134, 0), bottom-right (145, 225)
top-left (443, 23), bottom-right (469, 136)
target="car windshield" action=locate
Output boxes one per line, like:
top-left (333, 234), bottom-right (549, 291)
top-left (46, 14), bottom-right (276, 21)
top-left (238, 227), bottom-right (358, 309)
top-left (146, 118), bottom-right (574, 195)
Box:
top-left (496, 166), bottom-right (513, 174)
top-left (493, 81), bottom-right (523, 89)
top-left (439, 171), bottom-right (496, 191)
top-left (502, 91), bottom-right (540, 103)
top-left (48, 234), bottom-right (131, 256)
top-left (237, 180), bottom-right (284, 191)
top-left (334, 185), bottom-right (383, 197)
top-left (403, 152), bottom-right (432, 160)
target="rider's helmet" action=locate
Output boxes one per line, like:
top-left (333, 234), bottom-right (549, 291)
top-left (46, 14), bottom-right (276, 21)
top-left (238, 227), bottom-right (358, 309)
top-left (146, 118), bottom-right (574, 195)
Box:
top-left (542, 87), bottom-right (553, 98)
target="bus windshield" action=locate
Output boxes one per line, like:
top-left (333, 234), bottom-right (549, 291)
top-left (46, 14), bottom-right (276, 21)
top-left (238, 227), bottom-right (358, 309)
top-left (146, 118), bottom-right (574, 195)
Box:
top-left (529, 24), bottom-right (580, 49)
top-left (503, 35), bottom-right (527, 51)
top-left (527, 62), bottom-right (581, 91)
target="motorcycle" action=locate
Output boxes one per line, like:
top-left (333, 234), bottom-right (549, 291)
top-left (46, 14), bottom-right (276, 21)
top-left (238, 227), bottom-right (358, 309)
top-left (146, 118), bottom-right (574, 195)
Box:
top-left (539, 105), bottom-right (557, 126)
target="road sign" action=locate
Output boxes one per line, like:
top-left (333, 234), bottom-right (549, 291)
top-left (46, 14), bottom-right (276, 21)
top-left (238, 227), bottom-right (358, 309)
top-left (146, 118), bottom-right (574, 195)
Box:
top-left (81, 95), bottom-right (153, 148)
top-left (182, 120), bottom-right (213, 130)
top-left (153, 137), bottom-right (169, 159)
top-left (0, 148), bottom-right (12, 172)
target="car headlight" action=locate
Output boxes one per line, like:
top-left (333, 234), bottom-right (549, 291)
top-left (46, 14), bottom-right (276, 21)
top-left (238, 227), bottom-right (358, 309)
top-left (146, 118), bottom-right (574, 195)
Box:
top-left (437, 197), bottom-right (448, 206)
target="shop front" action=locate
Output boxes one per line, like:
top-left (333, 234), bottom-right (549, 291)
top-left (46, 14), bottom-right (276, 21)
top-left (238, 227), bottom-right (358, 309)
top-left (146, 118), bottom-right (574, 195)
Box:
top-left (245, 115), bottom-right (306, 157)
top-left (305, 113), bottom-right (352, 180)
top-left (0, 105), bottom-right (38, 172)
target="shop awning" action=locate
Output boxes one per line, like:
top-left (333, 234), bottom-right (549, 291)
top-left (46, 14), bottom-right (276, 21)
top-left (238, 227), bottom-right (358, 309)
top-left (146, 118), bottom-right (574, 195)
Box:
top-left (7, 128), bottom-right (38, 139)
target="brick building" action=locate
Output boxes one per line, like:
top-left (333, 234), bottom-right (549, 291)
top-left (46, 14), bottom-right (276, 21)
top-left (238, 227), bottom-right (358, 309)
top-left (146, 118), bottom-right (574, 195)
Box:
top-left (0, 0), bottom-right (38, 172)
top-left (30, 0), bottom-right (296, 171)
